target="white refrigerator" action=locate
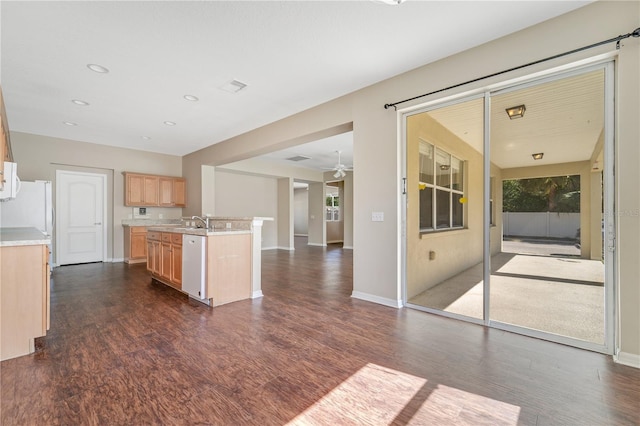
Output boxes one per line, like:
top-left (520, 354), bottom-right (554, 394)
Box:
top-left (0, 180), bottom-right (54, 265)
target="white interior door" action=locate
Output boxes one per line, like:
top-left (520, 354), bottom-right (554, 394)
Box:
top-left (56, 170), bottom-right (106, 265)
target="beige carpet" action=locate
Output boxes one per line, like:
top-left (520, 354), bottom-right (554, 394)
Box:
top-left (409, 253), bottom-right (605, 344)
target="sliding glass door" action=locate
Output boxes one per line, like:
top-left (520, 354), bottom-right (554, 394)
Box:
top-left (403, 63), bottom-right (614, 353)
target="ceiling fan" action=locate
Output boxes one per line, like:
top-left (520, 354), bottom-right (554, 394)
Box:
top-left (324, 150), bottom-right (353, 178)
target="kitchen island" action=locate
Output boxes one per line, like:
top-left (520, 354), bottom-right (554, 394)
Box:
top-left (146, 217), bottom-right (271, 306)
top-left (0, 227), bottom-right (51, 360)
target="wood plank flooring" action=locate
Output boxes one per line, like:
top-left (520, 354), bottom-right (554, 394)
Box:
top-left (2, 240), bottom-right (639, 425)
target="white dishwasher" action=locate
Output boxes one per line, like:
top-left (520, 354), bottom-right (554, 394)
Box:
top-left (182, 234), bottom-right (208, 304)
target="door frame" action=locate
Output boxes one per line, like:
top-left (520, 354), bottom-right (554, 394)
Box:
top-left (400, 58), bottom-right (616, 354)
top-left (55, 169), bottom-right (108, 265)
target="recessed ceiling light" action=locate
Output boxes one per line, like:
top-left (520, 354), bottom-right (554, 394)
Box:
top-left (220, 79), bottom-right (247, 94)
top-left (142, 136), bottom-right (151, 140)
top-left (164, 121), bottom-right (176, 126)
top-left (63, 121), bottom-right (78, 126)
top-left (532, 152), bottom-right (544, 160)
top-left (183, 95), bottom-right (199, 101)
top-left (71, 99), bottom-right (90, 106)
top-left (87, 64), bottom-right (109, 73)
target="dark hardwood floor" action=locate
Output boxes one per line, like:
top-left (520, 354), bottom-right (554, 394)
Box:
top-left (2, 239), bottom-right (639, 425)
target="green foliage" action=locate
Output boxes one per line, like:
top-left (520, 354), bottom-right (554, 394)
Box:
top-left (503, 175), bottom-right (580, 213)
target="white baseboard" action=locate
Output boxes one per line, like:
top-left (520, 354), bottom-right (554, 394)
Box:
top-left (343, 246), bottom-right (353, 250)
top-left (351, 291), bottom-right (403, 309)
top-left (294, 234), bottom-right (308, 237)
top-left (110, 257), bottom-right (124, 263)
top-left (277, 246), bottom-right (295, 251)
top-left (307, 243), bottom-right (326, 247)
top-left (327, 240), bottom-right (344, 244)
top-left (261, 246), bottom-right (279, 250)
top-left (614, 351), bottom-right (640, 369)
top-left (252, 290), bottom-right (264, 299)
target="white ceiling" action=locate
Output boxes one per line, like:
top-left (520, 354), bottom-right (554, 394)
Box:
top-left (1, 1), bottom-right (591, 162)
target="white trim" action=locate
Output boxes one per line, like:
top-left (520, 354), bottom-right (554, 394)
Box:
top-left (307, 242), bottom-right (327, 247)
top-left (294, 233), bottom-right (308, 237)
top-left (614, 351), bottom-right (640, 369)
top-left (252, 290), bottom-right (264, 299)
top-left (351, 291), bottom-right (403, 308)
top-left (276, 246), bottom-right (295, 251)
top-left (326, 240), bottom-right (343, 244)
top-left (111, 258), bottom-right (124, 263)
top-left (261, 246), bottom-right (279, 250)
top-left (342, 245), bottom-right (353, 250)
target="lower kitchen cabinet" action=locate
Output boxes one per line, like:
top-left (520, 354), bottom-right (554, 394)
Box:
top-left (124, 226), bottom-right (148, 264)
top-left (148, 231), bottom-right (182, 290)
top-left (1, 243), bottom-right (50, 361)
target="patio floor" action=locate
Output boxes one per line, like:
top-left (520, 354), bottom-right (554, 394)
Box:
top-left (408, 241), bottom-right (605, 344)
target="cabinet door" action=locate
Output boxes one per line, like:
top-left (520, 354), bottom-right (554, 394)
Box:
top-left (159, 177), bottom-right (174, 206)
top-left (143, 176), bottom-right (159, 205)
top-left (126, 174), bottom-right (145, 206)
top-left (173, 178), bottom-right (186, 207)
top-left (152, 241), bottom-right (162, 275)
top-left (131, 230), bottom-right (147, 259)
top-left (146, 241), bottom-right (154, 273)
top-left (160, 242), bottom-right (172, 282)
top-left (171, 243), bottom-right (182, 288)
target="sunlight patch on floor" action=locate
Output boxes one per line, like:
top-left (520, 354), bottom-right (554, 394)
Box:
top-left (287, 363), bottom-right (520, 425)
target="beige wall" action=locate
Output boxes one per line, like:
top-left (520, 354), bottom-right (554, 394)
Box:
top-left (307, 182), bottom-right (325, 246)
top-left (294, 187), bottom-right (309, 235)
top-left (277, 177), bottom-right (293, 249)
top-left (10, 132), bottom-right (183, 262)
top-left (213, 169), bottom-right (278, 248)
top-left (181, 2), bottom-right (638, 360)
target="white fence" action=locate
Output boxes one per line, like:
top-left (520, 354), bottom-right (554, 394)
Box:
top-left (502, 212), bottom-right (580, 239)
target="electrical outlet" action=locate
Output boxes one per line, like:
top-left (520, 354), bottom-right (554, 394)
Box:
top-left (372, 212), bottom-right (384, 222)
top-left (158, 214), bottom-right (163, 219)
top-left (226, 223), bottom-right (231, 229)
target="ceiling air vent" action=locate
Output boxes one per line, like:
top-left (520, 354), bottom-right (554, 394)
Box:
top-left (286, 155), bottom-right (311, 162)
top-left (220, 79), bottom-right (248, 93)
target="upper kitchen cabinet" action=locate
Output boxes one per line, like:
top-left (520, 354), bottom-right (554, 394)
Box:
top-left (124, 172), bottom-right (186, 207)
top-left (1, 86), bottom-right (15, 191)
top-left (159, 177), bottom-right (186, 208)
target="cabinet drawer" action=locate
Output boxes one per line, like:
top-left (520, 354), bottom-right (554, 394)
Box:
top-left (147, 231), bottom-right (161, 241)
top-left (161, 233), bottom-right (172, 243)
top-left (171, 233), bottom-right (182, 245)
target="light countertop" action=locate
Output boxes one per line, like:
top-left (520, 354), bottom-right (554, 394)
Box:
top-left (146, 226), bottom-right (251, 236)
top-left (0, 227), bottom-right (51, 247)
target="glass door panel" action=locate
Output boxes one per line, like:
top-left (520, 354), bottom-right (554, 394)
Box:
top-left (406, 97), bottom-right (485, 320)
top-left (488, 68), bottom-right (607, 345)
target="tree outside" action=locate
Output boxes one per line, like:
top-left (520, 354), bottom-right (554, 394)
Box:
top-left (503, 175), bottom-right (580, 213)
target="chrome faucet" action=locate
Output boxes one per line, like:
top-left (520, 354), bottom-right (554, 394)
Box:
top-left (191, 215), bottom-right (210, 229)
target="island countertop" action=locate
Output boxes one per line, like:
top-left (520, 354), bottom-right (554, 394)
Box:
top-left (146, 226), bottom-right (251, 236)
top-left (0, 227), bottom-right (51, 247)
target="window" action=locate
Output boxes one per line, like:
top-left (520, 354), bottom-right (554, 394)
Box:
top-left (326, 193), bottom-right (339, 221)
top-left (419, 139), bottom-right (465, 232)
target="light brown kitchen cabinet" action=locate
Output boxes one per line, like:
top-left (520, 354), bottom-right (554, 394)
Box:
top-left (1, 85), bottom-right (14, 191)
top-left (1, 243), bottom-right (49, 361)
top-left (146, 231), bottom-right (162, 275)
top-left (124, 173), bottom-right (159, 206)
top-left (124, 172), bottom-right (186, 207)
top-left (159, 177), bottom-right (186, 207)
top-left (124, 226), bottom-right (148, 264)
top-left (149, 231), bottom-right (182, 290)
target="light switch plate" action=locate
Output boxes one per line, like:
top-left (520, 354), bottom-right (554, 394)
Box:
top-left (372, 212), bottom-right (384, 222)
